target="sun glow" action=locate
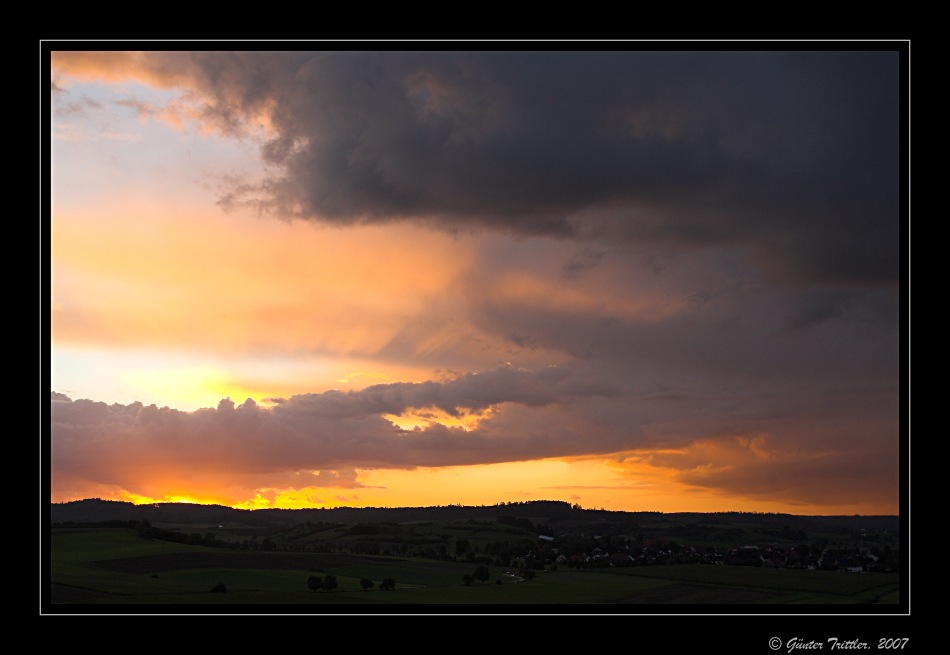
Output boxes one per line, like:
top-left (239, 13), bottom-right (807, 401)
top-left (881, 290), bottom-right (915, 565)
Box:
top-left (63, 448), bottom-right (895, 516)
top-left (383, 406), bottom-right (496, 432)
top-left (232, 488), bottom-right (360, 510)
top-left (124, 492), bottom-right (218, 506)
top-left (124, 366), bottom-right (249, 412)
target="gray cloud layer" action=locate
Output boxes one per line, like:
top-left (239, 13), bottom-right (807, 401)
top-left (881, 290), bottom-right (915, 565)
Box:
top-left (50, 365), bottom-right (608, 472)
top-left (105, 50), bottom-right (901, 286)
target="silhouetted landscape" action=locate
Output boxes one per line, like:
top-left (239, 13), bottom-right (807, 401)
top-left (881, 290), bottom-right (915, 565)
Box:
top-left (47, 498), bottom-right (902, 611)
top-left (50, 497), bottom-right (901, 544)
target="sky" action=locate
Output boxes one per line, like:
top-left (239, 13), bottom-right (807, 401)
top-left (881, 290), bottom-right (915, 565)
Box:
top-left (47, 47), bottom-right (905, 515)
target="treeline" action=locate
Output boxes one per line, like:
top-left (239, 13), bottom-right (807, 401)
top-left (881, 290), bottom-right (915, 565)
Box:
top-left (52, 499), bottom-right (900, 533)
top-left (50, 498), bottom-right (602, 527)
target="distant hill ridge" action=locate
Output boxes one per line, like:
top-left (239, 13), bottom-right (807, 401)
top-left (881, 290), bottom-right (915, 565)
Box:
top-left (49, 498), bottom-right (900, 532)
top-left (49, 498), bottom-right (603, 526)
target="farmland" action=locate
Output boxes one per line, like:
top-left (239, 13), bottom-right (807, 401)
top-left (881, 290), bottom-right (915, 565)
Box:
top-left (49, 526), bottom-right (898, 606)
top-left (47, 500), bottom-right (902, 609)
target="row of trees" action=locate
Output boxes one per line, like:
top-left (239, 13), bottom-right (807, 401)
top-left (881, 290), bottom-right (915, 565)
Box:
top-left (307, 575), bottom-right (396, 592)
top-left (307, 574), bottom-right (338, 592)
top-left (461, 565), bottom-right (491, 586)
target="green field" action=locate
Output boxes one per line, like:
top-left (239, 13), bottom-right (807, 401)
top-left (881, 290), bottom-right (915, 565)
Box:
top-left (48, 526), bottom-right (900, 608)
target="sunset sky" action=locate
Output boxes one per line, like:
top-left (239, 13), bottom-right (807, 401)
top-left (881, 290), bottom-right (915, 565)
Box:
top-left (47, 47), bottom-right (905, 515)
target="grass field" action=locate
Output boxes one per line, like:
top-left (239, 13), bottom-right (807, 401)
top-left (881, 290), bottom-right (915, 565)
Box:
top-left (47, 527), bottom-right (901, 609)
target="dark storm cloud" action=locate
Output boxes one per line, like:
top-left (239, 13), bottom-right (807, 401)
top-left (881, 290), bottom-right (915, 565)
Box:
top-left (470, 280), bottom-right (899, 390)
top-left (175, 50), bottom-right (900, 285)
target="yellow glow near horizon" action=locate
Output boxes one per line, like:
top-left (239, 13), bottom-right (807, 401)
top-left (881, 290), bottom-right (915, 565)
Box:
top-left (57, 451), bottom-right (897, 516)
top-left (249, 489), bottom-right (359, 510)
top-left (124, 492), bottom-right (221, 506)
top-left (279, 458), bottom-right (736, 513)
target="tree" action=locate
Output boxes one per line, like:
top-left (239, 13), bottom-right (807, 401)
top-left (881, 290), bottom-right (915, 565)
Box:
top-left (462, 574), bottom-right (474, 586)
top-left (360, 578), bottom-right (374, 591)
top-left (321, 574), bottom-right (338, 592)
top-left (380, 577), bottom-right (396, 590)
top-left (307, 575), bottom-right (323, 592)
top-left (473, 565), bottom-right (490, 584)
top-left (455, 538), bottom-right (472, 559)
top-left (210, 582), bottom-right (227, 593)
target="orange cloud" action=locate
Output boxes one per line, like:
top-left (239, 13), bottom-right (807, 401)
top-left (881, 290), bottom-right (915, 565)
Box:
top-left (596, 434), bottom-right (899, 515)
top-left (53, 206), bottom-right (473, 357)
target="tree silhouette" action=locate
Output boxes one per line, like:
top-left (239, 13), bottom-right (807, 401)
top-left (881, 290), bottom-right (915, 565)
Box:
top-left (321, 574), bottom-right (338, 592)
top-left (307, 575), bottom-right (322, 592)
top-left (473, 565), bottom-right (490, 584)
top-left (360, 578), bottom-right (374, 591)
top-left (380, 577), bottom-right (396, 590)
